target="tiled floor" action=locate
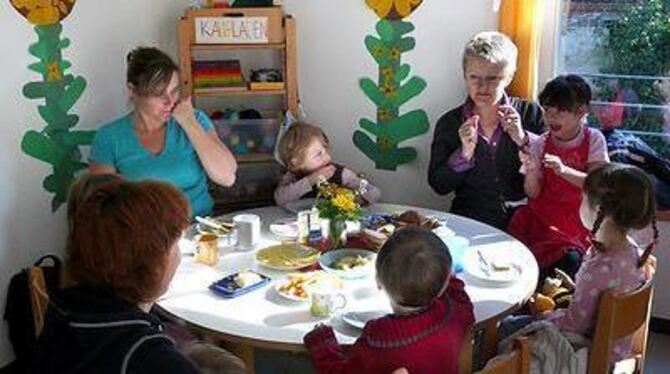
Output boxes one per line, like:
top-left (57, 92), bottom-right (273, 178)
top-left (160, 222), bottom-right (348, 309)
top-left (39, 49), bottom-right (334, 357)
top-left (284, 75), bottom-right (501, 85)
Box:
top-left (645, 333), bottom-right (670, 373)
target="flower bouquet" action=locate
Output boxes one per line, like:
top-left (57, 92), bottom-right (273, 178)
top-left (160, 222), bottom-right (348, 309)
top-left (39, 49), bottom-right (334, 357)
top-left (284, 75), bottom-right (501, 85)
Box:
top-left (315, 179), bottom-right (365, 249)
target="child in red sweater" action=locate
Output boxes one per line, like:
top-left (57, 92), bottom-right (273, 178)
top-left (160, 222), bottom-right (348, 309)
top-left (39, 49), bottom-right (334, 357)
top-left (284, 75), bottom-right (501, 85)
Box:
top-left (303, 227), bottom-right (475, 374)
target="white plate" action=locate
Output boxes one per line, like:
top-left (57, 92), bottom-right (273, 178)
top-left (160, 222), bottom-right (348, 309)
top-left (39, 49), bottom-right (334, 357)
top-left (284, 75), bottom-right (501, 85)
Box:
top-left (342, 310), bottom-right (388, 329)
top-left (462, 247), bottom-right (522, 285)
top-left (269, 218), bottom-right (299, 241)
top-left (274, 281), bottom-right (309, 302)
top-left (282, 198), bottom-right (317, 214)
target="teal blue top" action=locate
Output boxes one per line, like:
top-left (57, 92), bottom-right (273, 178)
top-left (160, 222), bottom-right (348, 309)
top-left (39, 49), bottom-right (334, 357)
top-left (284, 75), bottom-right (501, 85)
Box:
top-left (89, 110), bottom-right (215, 217)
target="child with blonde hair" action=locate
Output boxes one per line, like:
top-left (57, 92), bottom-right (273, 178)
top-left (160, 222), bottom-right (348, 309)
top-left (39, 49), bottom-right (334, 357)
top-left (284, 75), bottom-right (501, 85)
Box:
top-left (275, 123), bottom-right (380, 206)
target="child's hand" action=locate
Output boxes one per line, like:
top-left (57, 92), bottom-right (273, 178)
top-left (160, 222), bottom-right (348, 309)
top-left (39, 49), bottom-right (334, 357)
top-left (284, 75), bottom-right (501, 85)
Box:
top-left (554, 269), bottom-right (575, 292)
top-left (499, 105), bottom-right (525, 146)
top-left (543, 154), bottom-right (566, 175)
top-left (458, 115), bottom-right (479, 160)
top-left (519, 150), bottom-right (540, 176)
top-left (642, 255), bottom-right (657, 281)
top-left (308, 165), bottom-right (336, 185)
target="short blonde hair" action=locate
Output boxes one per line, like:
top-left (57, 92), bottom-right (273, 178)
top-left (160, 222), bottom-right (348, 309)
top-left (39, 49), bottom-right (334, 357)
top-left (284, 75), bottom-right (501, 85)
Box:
top-left (462, 31), bottom-right (518, 76)
top-left (277, 123), bottom-right (329, 171)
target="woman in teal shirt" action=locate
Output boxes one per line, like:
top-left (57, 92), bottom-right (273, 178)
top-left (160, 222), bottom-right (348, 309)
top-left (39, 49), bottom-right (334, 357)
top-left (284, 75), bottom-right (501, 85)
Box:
top-left (89, 47), bottom-right (237, 216)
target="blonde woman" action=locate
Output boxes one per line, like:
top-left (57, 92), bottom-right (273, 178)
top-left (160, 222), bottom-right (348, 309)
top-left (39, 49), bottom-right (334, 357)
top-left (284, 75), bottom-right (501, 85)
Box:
top-left (428, 31), bottom-right (545, 229)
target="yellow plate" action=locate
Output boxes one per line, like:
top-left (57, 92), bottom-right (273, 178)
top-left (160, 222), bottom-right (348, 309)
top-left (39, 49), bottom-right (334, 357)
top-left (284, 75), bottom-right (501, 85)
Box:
top-left (256, 244), bottom-right (320, 271)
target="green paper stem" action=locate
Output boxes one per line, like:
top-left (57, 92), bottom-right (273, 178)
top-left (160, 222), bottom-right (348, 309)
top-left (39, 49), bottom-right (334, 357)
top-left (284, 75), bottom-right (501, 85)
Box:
top-left (354, 19), bottom-right (429, 171)
top-left (20, 23), bottom-right (92, 211)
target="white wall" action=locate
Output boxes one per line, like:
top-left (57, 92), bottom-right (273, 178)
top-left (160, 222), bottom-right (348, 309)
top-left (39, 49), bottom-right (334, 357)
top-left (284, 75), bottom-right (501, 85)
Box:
top-left (0, 0), bottom-right (666, 367)
top-left (0, 0), bottom-right (194, 366)
top-left (283, 0), bottom-right (497, 210)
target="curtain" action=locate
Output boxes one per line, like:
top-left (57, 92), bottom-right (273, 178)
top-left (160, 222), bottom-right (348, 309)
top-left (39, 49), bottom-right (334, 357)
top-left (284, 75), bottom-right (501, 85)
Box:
top-left (499, 0), bottom-right (547, 99)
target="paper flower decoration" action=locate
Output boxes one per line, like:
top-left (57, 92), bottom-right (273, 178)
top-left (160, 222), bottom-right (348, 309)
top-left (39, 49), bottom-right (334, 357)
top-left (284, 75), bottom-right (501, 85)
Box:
top-left (10, 0), bottom-right (77, 26)
top-left (365, 0), bottom-right (423, 20)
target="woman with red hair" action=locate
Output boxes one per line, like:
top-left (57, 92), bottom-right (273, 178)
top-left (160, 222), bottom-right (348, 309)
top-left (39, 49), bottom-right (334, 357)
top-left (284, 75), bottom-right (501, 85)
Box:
top-left (30, 179), bottom-right (198, 373)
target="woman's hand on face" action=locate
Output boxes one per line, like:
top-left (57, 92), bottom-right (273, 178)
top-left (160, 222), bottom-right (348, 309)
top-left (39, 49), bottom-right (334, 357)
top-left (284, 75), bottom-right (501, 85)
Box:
top-left (172, 97), bottom-right (197, 128)
top-left (458, 115), bottom-right (479, 160)
top-left (499, 105), bottom-right (526, 146)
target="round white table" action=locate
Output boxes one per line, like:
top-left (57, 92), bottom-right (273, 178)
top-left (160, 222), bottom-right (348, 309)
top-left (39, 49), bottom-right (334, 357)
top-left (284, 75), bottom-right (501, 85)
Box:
top-left (157, 203), bottom-right (538, 355)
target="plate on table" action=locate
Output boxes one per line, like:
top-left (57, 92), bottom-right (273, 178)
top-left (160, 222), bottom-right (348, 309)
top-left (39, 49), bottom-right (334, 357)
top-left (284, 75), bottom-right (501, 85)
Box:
top-left (269, 218), bottom-right (299, 241)
top-left (342, 310), bottom-right (389, 329)
top-left (282, 198), bottom-right (317, 214)
top-left (274, 271), bottom-right (342, 302)
top-left (256, 244), bottom-right (320, 271)
top-left (319, 249), bottom-right (376, 279)
top-left (462, 247), bottom-right (522, 285)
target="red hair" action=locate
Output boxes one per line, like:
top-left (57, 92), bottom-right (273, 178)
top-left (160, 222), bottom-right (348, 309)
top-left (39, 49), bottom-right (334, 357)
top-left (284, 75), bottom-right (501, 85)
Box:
top-left (67, 180), bottom-right (190, 303)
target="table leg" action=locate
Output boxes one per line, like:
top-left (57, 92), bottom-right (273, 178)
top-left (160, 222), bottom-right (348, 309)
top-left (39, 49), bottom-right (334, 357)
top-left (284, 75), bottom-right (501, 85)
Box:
top-left (218, 340), bottom-right (255, 374)
top-left (481, 319), bottom-right (500, 363)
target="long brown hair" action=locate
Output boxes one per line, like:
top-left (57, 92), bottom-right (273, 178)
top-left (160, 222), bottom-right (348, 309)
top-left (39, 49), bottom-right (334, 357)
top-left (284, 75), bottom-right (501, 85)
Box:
top-left (584, 163), bottom-right (657, 267)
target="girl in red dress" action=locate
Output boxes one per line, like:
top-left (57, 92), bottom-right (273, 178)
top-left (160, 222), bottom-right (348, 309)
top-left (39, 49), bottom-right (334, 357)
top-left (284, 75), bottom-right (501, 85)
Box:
top-left (508, 75), bottom-right (609, 278)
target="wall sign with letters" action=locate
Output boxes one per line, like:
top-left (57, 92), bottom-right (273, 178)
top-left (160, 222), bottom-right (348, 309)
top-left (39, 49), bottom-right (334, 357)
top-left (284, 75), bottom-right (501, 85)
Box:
top-left (195, 16), bottom-right (269, 44)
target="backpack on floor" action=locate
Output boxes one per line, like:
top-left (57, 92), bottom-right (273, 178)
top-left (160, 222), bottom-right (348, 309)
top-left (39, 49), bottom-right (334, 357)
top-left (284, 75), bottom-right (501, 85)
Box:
top-left (3, 254), bottom-right (62, 371)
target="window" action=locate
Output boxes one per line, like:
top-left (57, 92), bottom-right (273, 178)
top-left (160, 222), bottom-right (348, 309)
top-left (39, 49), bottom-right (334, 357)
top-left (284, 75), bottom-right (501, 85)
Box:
top-left (556, 0), bottom-right (670, 157)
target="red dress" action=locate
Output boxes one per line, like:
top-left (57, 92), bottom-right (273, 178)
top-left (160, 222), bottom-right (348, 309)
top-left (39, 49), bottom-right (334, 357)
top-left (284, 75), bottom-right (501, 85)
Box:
top-left (303, 278), bottom-right (474, 374)
top-left (508, 128), bottom-right (592, 268)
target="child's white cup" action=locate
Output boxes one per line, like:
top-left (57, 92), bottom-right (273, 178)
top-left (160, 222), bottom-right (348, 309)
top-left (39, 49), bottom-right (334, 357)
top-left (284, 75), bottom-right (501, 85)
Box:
top-left (310, 289), bottom-right (347, 317)
top-left (233, 214), bottom-right (261, 251)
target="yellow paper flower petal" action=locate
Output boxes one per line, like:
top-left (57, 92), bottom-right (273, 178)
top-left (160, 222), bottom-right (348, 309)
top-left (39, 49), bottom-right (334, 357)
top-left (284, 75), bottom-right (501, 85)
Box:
top-left (366, 0), bottom-right (394, 18)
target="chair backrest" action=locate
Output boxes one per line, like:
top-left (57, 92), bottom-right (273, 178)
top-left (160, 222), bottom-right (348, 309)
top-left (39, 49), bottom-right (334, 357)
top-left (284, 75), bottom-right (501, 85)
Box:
top-left (477, 337), bottom-right (530, 374)
top-left (588, 277), bottom-right (654, 374)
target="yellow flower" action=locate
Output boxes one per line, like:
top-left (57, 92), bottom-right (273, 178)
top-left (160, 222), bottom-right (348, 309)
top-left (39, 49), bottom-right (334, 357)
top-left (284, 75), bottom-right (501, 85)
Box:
top-left (11, 0), bottom-right (77, 26)
top-left (394, 0), bottom-right (422, 18)
top-left (365, 0), bottom-right (393, 19)
top-left (46, 61), bottom-right (62, 81)
top-left (331, 193), bottom-right (356, 212)
top-left (365, 0), bottom-right (423, 19)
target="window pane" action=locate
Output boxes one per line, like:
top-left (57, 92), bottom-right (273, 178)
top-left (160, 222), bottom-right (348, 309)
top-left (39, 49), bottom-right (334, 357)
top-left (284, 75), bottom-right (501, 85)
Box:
top-left (557, 0), bottom-right (670, 157)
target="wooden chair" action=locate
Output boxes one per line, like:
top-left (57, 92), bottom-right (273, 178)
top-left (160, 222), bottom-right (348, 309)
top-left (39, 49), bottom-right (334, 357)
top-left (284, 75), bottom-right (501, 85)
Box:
top-left (588, 278), bottom-right (654, 374)
top-left (477, 337), bottom-right (531, 374)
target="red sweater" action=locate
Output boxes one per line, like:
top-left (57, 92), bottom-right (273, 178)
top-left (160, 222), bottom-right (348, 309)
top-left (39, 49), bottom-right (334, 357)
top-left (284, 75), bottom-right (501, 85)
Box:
top-left (303, 278), bottom-right (474, 374)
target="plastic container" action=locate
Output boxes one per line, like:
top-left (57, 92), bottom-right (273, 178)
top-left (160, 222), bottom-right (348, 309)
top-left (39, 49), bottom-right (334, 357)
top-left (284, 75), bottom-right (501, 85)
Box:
top-left (214, 118), bottom-right (279, 161)
top-left (209, 271), bottom-right (271, 298)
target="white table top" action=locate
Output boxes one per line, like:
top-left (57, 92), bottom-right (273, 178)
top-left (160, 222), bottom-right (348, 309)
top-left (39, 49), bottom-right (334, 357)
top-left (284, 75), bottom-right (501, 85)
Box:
top-left (157, 203), bottom-right (538, 350)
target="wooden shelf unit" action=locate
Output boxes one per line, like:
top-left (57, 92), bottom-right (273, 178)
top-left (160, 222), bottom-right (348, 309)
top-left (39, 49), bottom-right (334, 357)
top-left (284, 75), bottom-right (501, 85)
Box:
top-left (177, 7), bottom-right (298, 115)
top-left (177, 7), bottom-right (298, 209)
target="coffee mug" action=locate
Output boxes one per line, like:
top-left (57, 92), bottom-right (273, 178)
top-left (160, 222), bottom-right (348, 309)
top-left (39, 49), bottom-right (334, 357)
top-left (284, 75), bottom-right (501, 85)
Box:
top-left (233, 214), bottom-right (260, 250)
top-left (310, 289), bottom-right (347, 317)
top-left (195, 234), bottom-right (219, 266)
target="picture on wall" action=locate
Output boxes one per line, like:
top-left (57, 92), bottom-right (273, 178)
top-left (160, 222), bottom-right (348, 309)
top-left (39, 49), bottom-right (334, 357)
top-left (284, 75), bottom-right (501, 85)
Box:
top-left (10, 0), bottom-right (94, 211)
top-left (353, 0), bottom-right (430, 171)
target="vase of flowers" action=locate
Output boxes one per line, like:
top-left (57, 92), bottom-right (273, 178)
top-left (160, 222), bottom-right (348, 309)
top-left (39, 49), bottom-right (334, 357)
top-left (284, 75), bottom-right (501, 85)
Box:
top-left (315, 180), bottom-right (363, 249)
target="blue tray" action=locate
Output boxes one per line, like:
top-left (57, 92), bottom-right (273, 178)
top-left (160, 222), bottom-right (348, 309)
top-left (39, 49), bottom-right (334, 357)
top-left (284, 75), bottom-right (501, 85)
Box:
top-left (209, 272), bottom-right (271, 298)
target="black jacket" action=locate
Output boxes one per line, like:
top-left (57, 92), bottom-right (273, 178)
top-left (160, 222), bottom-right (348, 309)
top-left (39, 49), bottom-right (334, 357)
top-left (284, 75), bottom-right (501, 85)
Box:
top-left (29, 286), bottom-right (200, 374)
top-left (428, 98), bottom-right (544, 229)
